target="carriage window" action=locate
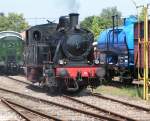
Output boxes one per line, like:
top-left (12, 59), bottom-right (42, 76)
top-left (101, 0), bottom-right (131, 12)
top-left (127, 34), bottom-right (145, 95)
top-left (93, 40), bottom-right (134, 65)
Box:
top-left (33, 31), bottom-right (41, 41)
top-left (26, 30), bottom-right (29, 45)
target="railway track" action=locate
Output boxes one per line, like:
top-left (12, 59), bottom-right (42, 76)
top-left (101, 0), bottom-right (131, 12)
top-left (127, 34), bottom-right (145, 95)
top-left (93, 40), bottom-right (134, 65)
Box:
top-left (106, 80), bottom-right (143, 87)
top-left (0, 87), bottom-right (121, 121)
top-left (71, 92), bottom-right (150, 121)
top-left (4, 76), bottom-right (31, 85)
top-left (63, 95), bottom-right (138, 121)
top-left (91, 93), bottom-right (150, 112)
top-left (1, 76), bottom-right (150, 120)
top-left (6, 76), bottom-right (143, 89)
top-left (1, 98), bottom-right (62, 121)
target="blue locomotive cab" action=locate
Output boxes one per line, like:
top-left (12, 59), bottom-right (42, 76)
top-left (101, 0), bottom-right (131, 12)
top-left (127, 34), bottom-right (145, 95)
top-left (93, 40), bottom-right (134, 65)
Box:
top-left (97, 16), bottom-right (137, 67)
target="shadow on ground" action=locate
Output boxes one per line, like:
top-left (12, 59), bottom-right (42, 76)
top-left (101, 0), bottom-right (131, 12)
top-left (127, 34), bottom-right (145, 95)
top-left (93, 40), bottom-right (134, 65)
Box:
top-left (26, 84), bottom-right (91, 97)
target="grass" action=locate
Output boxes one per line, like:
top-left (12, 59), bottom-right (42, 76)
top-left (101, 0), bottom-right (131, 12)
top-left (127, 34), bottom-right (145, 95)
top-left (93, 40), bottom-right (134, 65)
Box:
top-left (94, 83), bottom-right (143, 99)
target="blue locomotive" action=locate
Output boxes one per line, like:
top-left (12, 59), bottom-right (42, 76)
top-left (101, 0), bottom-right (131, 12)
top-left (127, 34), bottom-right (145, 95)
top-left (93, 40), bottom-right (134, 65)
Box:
top-left (97, 16), bottom-right (138, 83)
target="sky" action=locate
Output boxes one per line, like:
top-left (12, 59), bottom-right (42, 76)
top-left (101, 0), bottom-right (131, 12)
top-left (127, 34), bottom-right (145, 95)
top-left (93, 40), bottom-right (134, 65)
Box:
top-left (0, 0), bottom-right (149, 25)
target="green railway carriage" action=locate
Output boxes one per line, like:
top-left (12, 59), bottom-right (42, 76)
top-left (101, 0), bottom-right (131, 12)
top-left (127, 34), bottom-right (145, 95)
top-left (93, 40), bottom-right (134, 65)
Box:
top-left (0, 31), bottom-right (24, 74)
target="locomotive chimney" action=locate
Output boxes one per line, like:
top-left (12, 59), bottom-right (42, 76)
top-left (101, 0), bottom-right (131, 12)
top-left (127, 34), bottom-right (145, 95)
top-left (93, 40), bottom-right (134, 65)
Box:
top-left (69, 13), bottom-right (79, 28)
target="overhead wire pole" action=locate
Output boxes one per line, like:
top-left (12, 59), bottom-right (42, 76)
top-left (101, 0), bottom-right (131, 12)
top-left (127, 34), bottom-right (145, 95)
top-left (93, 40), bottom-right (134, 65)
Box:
top-left (143, 4), bottom-right (149, 100)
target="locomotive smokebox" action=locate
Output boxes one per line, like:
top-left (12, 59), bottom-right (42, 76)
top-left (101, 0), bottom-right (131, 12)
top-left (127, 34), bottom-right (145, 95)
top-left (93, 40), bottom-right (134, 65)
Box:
top-left (69, 13), bottom-right (79, 28)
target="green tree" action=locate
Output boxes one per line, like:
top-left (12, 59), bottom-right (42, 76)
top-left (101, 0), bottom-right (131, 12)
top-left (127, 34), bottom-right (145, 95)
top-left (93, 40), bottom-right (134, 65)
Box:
top-left (91, 16), bottom-right (99, 39)
top-left (139, 7), bottom-right (144, 21)
top-left (100, 6), bottom-right (122, 20)
top-left (0, 13), bottom-right (29, 32)
top-left (80, 6), bottom-right (122, 40)
top-left (100, 6), bottom-right (122, 27)
top-left (80, 16), bottom-right (94, 31)
top-left (91, 16), bottom-right (112, 40)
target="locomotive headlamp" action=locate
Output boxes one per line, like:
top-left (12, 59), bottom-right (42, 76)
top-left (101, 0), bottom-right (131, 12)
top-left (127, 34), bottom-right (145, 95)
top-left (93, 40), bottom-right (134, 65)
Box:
top-left (59, 60), bottom-right (64, 65)
top-left (94, 59), bottom-right (100, 65)
top-left (59, 60), bottom-right (67, 65)
top-left (64, 61), bottom-right (67, 65)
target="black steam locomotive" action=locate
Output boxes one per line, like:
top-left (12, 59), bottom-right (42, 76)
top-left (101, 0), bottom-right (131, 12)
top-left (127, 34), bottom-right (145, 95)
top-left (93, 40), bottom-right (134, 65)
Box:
top-left (25, 13), bottom-right (105, 92)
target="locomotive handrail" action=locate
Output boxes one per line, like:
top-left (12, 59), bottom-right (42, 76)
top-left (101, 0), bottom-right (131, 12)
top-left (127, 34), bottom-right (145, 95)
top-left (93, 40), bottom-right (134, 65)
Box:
top-left (53, 39), bottom-right (62, 63)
